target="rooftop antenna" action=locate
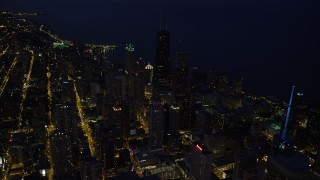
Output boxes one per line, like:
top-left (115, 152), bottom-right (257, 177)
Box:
top-left (281, 86), bottom-right (295, 140)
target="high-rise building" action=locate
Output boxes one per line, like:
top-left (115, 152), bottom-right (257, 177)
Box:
top-left (233, 153), bottom-right (257, 179)
top-left (195, 110), bottom-right (215, 134)
top-left (204, 132), bottom-right (236, 160)
top-left (168, 104), bottom-right (180, 134)
top-left (145, 62), bottom-right (154, 98)
top-left (50, 130), bottom-right (73, 177)
top-left (113, 74), bottom-right (126, 101)
top-left (134, 58), bottom-right (145, 101)
top-left (174, 52), bottom-right (190, 95)
top-left (307, 108), bottom-right (320, 150)
top-left (175, 52), bottom-right (191, 129)
top-left (148, 100), bottom-right (164, 150)
top-left (80, 158), bottom-right (102, 180)
top-left (110, 105), bottom-right (125, 140)
top-left (125, 44), bottom-right (136, 74)
top-left (190, 143), bottom-right (213, 180)
top-left (207, 69), bottom-right (216, 89)
top-left (145, 62), bottom-right (153, 84)
top-left (124, 44), bottom-right (136, 99)
top-left (124, 44), bottom-right (145, 102)
top-left (93, 121), bottom-right (114, 169)
top-left (154, 30), bottom-right (171, 90)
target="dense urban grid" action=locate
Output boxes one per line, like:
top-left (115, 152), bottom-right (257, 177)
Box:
top-left (0, 12), bottom-right (320, 180)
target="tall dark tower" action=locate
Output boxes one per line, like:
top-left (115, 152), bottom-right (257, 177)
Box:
top-left (175, 52), bottom-right (190, 96)
top-left (148, 100), bottom-right (164, 150)
top-left (154, 30), bottom-right (171, 90)
top-left (175, 52), bottom-right (191, 129)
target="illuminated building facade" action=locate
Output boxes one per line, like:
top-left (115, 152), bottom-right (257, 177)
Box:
top-left (145, 62), bottom-right (153, 84)
top-left (145, 62), bottom-right (154, 97)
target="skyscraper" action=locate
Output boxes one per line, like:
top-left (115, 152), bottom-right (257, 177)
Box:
top-left (125, 44), bottom-right (136, 74)
top-left (145, 62), bottom-right (153, 84)
top-left (124, 44), bottom-right (136, 98)
top-left (124, 44), bottom-right (145, 101)
top-left (168, 104), bottom-right (180, 134)
top-left (50, 130), bottom-right (73, 177)
top-left (175, 52), bottom-right (191, 129)
top-left (80, 157), bottom-right (102, 180)
top-left (93, 122), bottom-right (114, 169)
top-left (175, 52), bottom-right (190, 96)
top-left (154, 30), bottom-right (171, 90)
top-left (148, 100), bottom-right (164, 150)
top-left (190, 142), bottom-right (213, 180)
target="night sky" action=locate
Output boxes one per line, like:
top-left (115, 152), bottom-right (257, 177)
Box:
top-left (1, 0), bottom-right (320, 102)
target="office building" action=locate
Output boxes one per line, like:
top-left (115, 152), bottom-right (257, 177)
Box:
top-left (190, 143), bottom-right (213, 180)
top-left (145, 62), bottom-right (153, 84)
top-left (174, 52), bottom-right (190, 96)
top-left (50, 130), bottom-right (73, 177)
top-left (168, 104), bottom-right (180, 134)
top-left (80, 158), bottom-right (102, 180)
top-left (195, 110), bottom-right (215, 134)
top-left (125, 44), bottom-right (136, 74)
top-left (148, 100), bottom-right (165, 150)
top-left (154, 30), bottom-right (171, 90)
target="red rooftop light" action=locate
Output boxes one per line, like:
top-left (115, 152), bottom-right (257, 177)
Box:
top-left (196, 144), bottom-right (203, 152)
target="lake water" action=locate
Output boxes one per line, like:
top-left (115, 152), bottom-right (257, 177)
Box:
top-left (1, 0), bottom-right (320, 102)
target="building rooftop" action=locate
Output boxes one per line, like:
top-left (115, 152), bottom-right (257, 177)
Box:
top-left (136, 150), bottom-right (168, 162)
top-left (269, 151), bottom-right (309, 179)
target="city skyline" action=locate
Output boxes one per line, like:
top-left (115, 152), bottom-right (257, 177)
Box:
top-left (1, 0), bottom-right (320, 102)
top-left (1, 1), bottom-right (320, 179)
